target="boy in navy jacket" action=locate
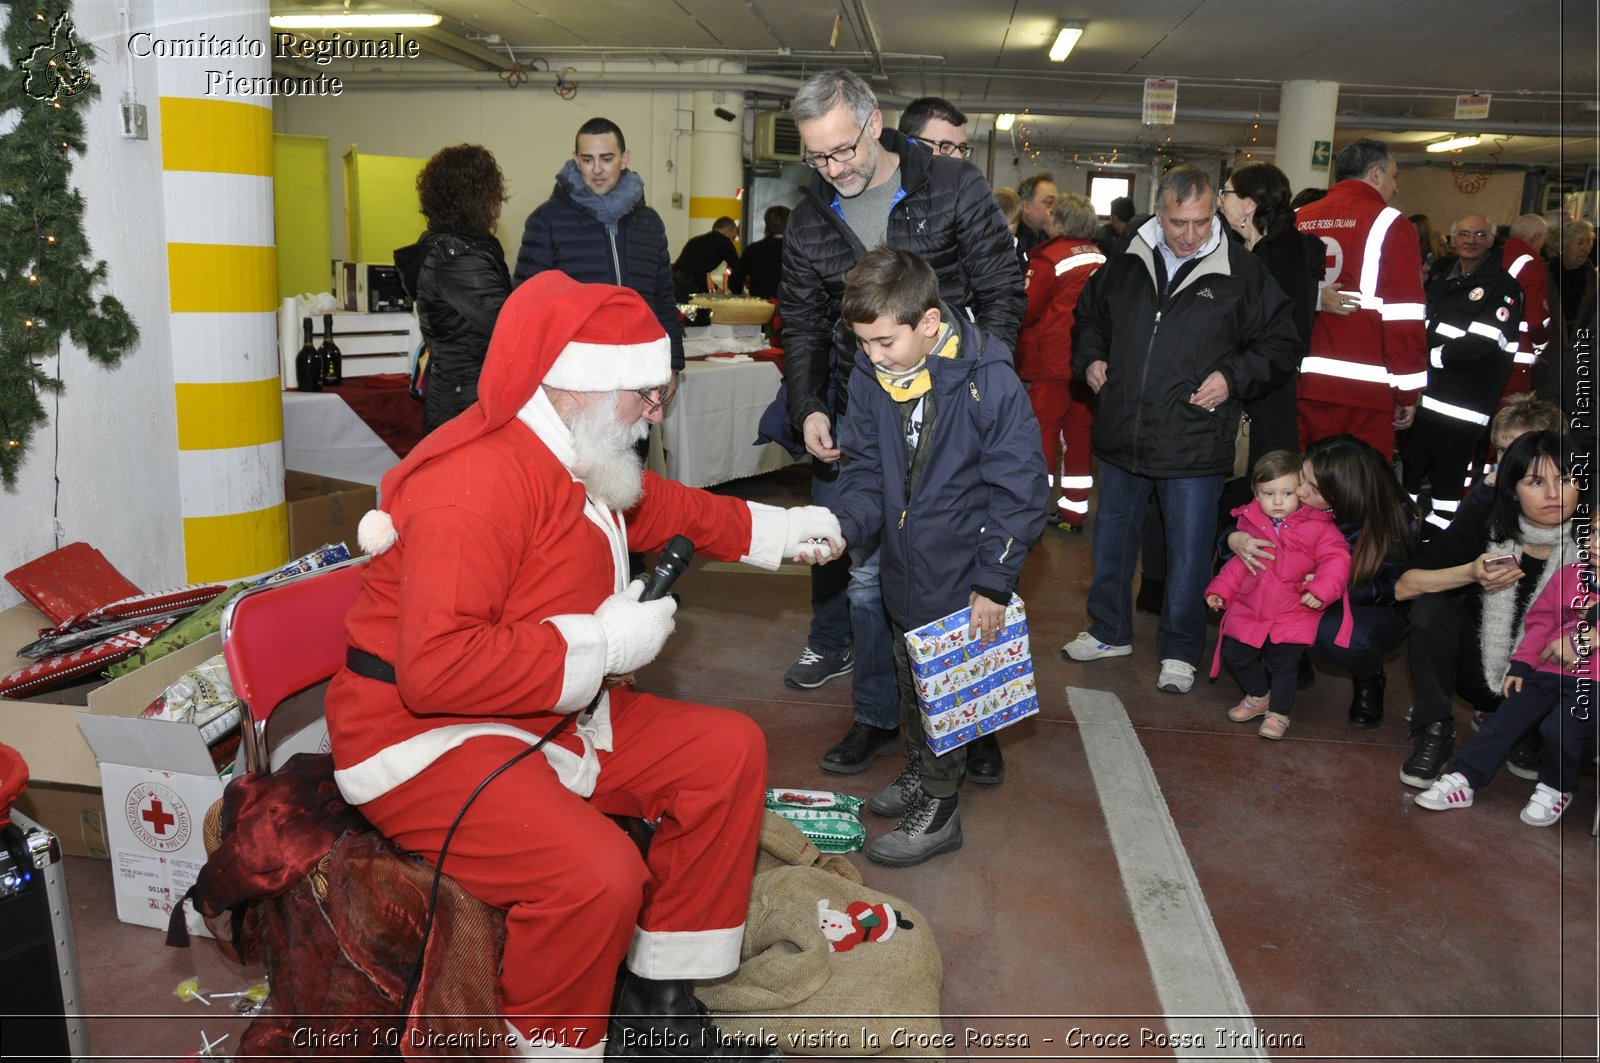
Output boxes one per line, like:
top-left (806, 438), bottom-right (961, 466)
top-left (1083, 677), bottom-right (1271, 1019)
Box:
top-left (831, 246), bottom-right (1047, 867)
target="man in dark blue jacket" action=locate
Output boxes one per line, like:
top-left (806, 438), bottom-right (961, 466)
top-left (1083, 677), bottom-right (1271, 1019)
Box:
top-left (1062, 165), bottom-right (1299, 695)
top-left (514, 117), bottom-right (683, 372)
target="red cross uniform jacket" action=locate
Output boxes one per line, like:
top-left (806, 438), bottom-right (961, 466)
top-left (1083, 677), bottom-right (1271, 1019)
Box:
top-left (1500, 236), bottom-right (1552, 394)
top-left (1295, 180), bottom-right (1428, 410)
top-left (1016, 235), bottom-right (1106, 382)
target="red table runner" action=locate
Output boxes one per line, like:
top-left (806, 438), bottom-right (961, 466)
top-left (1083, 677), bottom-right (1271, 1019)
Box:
top-left (316, 374), bottom-right (424, 458)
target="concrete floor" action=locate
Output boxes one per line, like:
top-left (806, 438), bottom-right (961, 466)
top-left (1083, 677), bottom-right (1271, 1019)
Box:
top-left (34, 464), bottom-right (1600, 1060)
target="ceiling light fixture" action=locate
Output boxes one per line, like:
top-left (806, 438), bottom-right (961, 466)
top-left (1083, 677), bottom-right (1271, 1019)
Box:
top-left (1049, 23), bottom-right (1084, 63)
top-left (1426, 134), bottom-right (1481, 153)
top-left (996, 113), bottom-right (1016, 131)
top-left (269, 13), bottom-right (444, 30)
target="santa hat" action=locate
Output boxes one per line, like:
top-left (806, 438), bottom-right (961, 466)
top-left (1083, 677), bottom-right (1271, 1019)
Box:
top-left (358, 272), bottom-right (670, 555)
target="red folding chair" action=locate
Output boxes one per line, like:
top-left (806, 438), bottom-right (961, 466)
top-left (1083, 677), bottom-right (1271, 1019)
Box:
top-left (209, 556), bottom-right (521, 1055)
top-left (219, 556), bottom-right (369, 771)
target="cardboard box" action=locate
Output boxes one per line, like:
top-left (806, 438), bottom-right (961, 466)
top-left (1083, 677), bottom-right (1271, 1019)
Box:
top-left (0, 601), bottom-right (110, 856)
top-left (286, 471), bottom-right (376, 558)
top-left (903, 597), bottom-right (1039, 755)
top-left (73, 632), bottom-right (231, 936)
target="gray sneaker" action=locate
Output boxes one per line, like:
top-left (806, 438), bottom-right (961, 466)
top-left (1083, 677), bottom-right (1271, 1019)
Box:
top-left (783, 646), bottom-right (854, 689)
top-left (867, 757), bottom-right (922, 817)
top-left (865, 791), bottom-right (962, 867)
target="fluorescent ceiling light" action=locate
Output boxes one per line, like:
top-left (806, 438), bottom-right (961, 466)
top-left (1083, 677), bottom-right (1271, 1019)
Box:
top-left (996, 113), bottom-right (1015, 131)
top-left (1049, 23), bottom-right (1084, 62)
top-left (1426, 134), bottom-right (1481, 153)
top-left (269, 13), bottom-right (443, 30)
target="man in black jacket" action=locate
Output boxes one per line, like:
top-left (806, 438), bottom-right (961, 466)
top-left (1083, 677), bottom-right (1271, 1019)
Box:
top-left (514, 117), bottom-right (683, 372)
top-left (779, 68), bottom-right (1023, 785)
top-left (672, 216), bottom-right (740, 301)
top-left (1062, 165), bottom-right (1299, 695)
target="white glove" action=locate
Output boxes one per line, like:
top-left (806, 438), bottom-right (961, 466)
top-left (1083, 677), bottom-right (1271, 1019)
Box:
top-left (594, 579), bottom-right (677, 675)
top-left (784, 505), bottom-right (842, 563)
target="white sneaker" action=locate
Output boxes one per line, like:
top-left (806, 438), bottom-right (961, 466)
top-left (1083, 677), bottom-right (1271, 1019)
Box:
top-left (1520, 782), bottom-right (1572, 827)
top-left (1156, 659), bottom-right (1195, 694)
top-left (1061, 631), bottom-right (1132, 661)
top-left (1415, 771), bottom-right (1474, 811)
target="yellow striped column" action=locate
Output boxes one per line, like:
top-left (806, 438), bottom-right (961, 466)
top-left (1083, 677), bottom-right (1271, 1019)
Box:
top-left (155, 0), bottom-right (286, 581)
top-left (690, 65), bottom-right (746, 265)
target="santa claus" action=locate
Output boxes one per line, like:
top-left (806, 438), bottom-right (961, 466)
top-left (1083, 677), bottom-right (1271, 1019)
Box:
top-left (325, 271), bottom-right (839, 1060)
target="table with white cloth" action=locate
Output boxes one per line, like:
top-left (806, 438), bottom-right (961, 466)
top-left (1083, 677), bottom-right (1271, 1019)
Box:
top-left (651, 356), bottom-right (799, 488)
top-left (281, 391), bottom-right (402, 491)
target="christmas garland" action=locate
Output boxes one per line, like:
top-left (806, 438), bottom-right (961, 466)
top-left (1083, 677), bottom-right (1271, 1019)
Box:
top-left (0, 3), bottom-right (138, 487)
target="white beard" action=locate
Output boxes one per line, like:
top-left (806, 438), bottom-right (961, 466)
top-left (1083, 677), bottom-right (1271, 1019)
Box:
top-left (568, 399), bottom-right (649, 511)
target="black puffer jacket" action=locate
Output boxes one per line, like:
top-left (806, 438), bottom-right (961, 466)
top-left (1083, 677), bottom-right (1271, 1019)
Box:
top-left (513, 165), bottom-right (684, 369)
top-left (780, 127), bottom-right (1023, 434)
top-left (394, 230), bottom-right (511, 432)
top-left (1070, 218), bottom-right (1300, 478)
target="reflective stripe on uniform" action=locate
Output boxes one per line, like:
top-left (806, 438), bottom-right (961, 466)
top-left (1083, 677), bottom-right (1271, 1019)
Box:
top-left (1055, 251), bottom-right (1107, 276)
top-left (1359, 207), bottom-right (1401, 299)
top-left (1300, 355), bottom-right (1393, 384)
top-left (1419, 395), bottom-right (1491, 426)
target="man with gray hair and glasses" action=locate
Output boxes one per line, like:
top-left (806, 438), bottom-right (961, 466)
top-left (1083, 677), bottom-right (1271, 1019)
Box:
top-left (775, 67), bottom-right (1023, 816)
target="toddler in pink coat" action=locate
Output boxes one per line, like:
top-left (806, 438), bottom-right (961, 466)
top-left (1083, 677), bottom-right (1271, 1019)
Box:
top-left (1206, 451), bottom-right (1352, 739)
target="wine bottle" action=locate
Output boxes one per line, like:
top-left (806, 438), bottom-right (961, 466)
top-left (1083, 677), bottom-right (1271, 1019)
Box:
top-left (294, 316), bottom-right (322, 392)
top-left (319, 314), bottom-right (343, 385)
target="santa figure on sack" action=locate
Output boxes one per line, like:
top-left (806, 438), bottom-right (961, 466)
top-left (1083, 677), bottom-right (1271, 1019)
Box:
top-left (325, 271), bottom-right (839, 1060)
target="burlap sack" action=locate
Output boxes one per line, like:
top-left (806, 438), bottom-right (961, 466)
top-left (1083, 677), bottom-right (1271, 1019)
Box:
top-left (699, 860), bottom-right (945, 1060)
top-left (754, 807), bottom-right (863, 881)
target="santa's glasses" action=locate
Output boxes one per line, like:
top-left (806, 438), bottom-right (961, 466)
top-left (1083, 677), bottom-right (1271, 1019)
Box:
top-left (633, 385), bottom-right (671, 412)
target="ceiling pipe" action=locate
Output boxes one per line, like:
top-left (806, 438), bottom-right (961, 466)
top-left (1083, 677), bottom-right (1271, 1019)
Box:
top-left (305, 66), bottom-right (1576, 139)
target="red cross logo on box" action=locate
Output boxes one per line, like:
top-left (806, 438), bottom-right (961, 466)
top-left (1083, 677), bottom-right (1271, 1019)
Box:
top-left (125, 781), bottom-right (192, 853)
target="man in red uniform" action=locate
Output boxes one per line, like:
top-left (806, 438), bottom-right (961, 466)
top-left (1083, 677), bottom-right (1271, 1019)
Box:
top-left (1016, 190), bottom-right (1106, 530)
top-left (1499, 213), bottom-right (1552, 402)
top-left (1295, 138), bottom-right (1428, 457)
top-left (326, 273), bottom-right (838, 1060)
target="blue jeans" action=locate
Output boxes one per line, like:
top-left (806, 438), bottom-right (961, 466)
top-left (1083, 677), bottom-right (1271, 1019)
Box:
top-left (1086, 461), bottom-right (1224, 665)
top-left (805, 465), bottom-right (851, 658)
top-left (809, 468), bottom-right (899, 729)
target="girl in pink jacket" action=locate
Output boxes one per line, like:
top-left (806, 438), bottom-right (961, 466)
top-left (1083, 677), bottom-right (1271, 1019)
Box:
top-left (1416, 560), bottom-right (1596, 826)
top-left (1207, 451), bottom-right (1352, 739)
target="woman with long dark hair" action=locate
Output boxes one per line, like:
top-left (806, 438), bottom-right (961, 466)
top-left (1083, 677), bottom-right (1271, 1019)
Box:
top-left (395, 145), bottom-right (512, 433)
top-left (1217, 163), bottom-right (1324, 508)
top-left (1393, 431), bottom-right (1591, 789)
top-left (1225, 435), bottom-right (1414, 727)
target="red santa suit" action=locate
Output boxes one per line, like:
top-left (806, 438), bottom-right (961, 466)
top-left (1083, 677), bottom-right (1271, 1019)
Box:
top-left (1498, 235), bottom-right (1552, 402)
top-left (1295, 179), bottom-right (1428, 455)
top-left (1016, 234), bottom-right (1105, 526)
top-left (325, 275), bottom-right (828, 1058)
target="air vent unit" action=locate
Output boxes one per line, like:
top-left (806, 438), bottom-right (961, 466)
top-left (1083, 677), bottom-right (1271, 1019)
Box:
top-left (755, 111), bottom-right (805, 164)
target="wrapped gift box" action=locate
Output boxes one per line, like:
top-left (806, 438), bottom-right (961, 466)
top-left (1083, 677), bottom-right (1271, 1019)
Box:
top-left (903, 596), bottom-right (1038, 755)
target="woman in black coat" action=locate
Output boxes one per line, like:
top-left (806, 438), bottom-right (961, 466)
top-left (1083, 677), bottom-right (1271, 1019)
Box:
top-left (1217, 163), bottom-right (1323, 511)
top-left (394, 145), bottom-right (512, 433)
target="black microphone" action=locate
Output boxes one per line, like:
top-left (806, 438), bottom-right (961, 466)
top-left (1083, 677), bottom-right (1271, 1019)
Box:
top-left (640, 536), bottom-right (695, 602)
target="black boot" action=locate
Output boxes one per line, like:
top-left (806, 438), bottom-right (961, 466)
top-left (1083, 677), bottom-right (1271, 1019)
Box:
top-left (608, 972), bottom-right (781, 1060)
top-left (1400, 720), bottom-right (1453, 789)
top-left (1296, 653), bottom-right (1317, 690)
top-left (1348, 670), bottom-right (1385, 729)
top-left (963, 732), bottom-right (1005, 785)
top-left (1135, 578), bottom-right (1165, 615)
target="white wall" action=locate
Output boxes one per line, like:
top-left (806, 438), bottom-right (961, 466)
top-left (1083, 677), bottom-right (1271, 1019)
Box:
top-left (0, 1), bottom-right (183, 609)
top-left (274, 73), bottom-right (710, 276)
top-left (989, 150), bottom-right (1156, 218)
top-left (1394, 162), bottom-right (1531, 234)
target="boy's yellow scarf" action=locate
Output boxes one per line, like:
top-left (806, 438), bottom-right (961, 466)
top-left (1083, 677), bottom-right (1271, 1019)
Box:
top-left (872, 323), bottom-right (959, 402)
